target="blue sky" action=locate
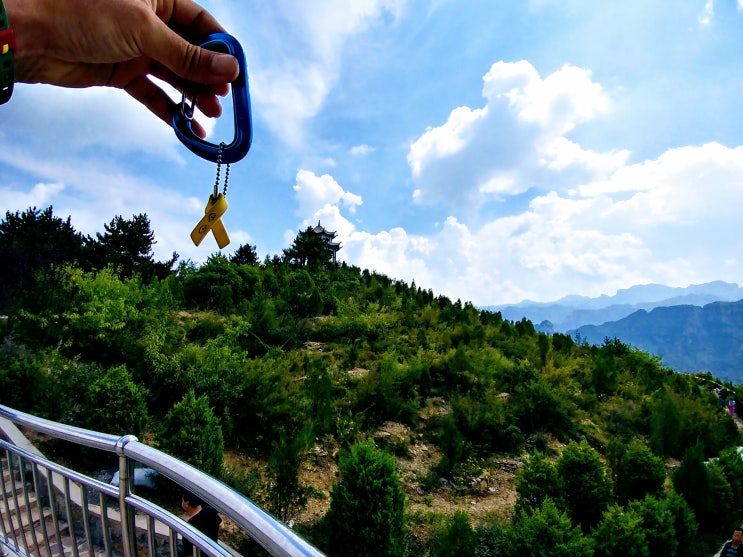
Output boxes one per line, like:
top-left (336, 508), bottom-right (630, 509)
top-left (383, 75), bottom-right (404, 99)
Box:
top-left (2, 0), bottom-right (743, 305)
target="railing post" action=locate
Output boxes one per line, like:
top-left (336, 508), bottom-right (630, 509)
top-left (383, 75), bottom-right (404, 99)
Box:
top-left (115, 435), bottom-right (138, 557)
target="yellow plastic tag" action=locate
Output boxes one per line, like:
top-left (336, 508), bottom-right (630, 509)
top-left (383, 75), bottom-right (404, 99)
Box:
top-left (191, 194), bottom-right (230, 248)
top-left (211, 218), bottom-right (231, 249)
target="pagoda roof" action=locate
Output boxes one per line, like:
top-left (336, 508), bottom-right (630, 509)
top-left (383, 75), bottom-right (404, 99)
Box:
top-left (313, 221), bottom-right (336, 236)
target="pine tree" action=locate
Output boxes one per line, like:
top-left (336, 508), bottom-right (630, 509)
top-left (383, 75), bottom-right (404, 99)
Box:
top-left (158, 390), bottom-right (224, 477)
top-left (324, 441), bottom-right (406, 557)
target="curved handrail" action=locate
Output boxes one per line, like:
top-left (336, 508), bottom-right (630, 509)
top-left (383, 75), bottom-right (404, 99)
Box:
top-left (0, 404), bottom-right (326, 557)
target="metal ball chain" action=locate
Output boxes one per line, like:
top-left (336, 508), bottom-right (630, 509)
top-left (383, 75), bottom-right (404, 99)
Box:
top-left (213, 142), bottom-right (230, 198)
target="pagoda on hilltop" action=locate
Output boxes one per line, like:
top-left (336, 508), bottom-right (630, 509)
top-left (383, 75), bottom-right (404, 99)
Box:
top-left (313, 221), bottom-right (342, 264)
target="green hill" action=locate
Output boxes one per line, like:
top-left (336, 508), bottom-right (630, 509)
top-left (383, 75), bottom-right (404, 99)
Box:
top-left (1, 207), bottom-right (742, 556)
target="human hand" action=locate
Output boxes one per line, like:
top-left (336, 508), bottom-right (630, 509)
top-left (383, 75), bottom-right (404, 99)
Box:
top-left (5, 0), bottom-right (240, 137)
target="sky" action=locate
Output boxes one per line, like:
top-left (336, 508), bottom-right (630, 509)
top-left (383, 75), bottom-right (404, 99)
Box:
top-left (2, 0), bottom-right (743, 306)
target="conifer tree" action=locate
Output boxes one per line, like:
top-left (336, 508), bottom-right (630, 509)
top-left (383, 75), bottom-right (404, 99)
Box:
top-left (556, 440), bottom-right (613, 531)
top-left (158, 390), bottom-right (224, 477)
top-left (324, 441), bottom-right (406, 557)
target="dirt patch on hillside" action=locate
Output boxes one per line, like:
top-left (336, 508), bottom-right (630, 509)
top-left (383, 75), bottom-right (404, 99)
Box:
top-left (223, 418), bottom-right (522, 531)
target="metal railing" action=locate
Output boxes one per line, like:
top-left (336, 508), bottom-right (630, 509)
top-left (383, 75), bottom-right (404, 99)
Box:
top-left (0, 404), bottom-right (326, 557)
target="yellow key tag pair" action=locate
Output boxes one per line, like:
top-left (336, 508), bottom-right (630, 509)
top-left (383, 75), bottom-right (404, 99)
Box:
top-left (191, 193), bottom-right (230, 248)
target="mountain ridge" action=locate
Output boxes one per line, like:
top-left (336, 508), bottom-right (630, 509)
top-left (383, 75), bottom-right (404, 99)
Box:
top-left (485, 281), bottom-right (743, 333)
top-left (569, 300), bottom-right (743, 382)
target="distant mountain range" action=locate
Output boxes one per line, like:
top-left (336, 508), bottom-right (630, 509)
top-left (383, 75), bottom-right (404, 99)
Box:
top-left (487, 281), bottom-right (743, 333)
top-left (486, 281), bottom-right (743, 382)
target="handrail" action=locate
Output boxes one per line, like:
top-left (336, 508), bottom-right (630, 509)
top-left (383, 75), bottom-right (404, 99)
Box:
top-left (0, 404), bottom-right (326, 557)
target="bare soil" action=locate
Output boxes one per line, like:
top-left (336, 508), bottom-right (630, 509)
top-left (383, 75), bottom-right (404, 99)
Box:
top-left (223, 413), bottom-right (524, 535)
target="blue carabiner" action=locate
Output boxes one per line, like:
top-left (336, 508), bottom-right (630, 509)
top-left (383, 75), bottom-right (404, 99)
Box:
top-left (173, 32), bottom-right (252, 164)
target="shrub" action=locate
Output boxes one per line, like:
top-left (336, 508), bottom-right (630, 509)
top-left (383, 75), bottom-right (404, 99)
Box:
top-left (511, 499), bottom-right (593, 557)
top-left (80, 364), bottom-right (149, 437)
top-left (592, 504), bottom-right (648, 557)
top-left (515, 451), bottom-right (563, 516)
top-left (557, 440), bottom-right (613, 532)
top-left (324, 441), bottom-right (406, 557)
top-left (614, 438), bottom-right (666, 505)
top-left (432, 510), bottom-right (476, 557)
top-left (0, 357), bottom-right (46, 413)
top-left (158, 390), bottom-right (224, 477)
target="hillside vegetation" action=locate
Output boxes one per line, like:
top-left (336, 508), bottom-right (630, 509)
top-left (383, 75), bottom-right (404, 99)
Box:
top-left (571, 301), bottom-right (743, 382)
top-left (2, 207), bottom-right (743, 556)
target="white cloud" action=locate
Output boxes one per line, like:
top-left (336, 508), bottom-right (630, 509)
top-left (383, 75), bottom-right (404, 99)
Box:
top-left (342, 142), bottom-right (743, 305)
top-left (0, 140), bottom-right (224, 264)
top-left (8, 84), bottom-right (185, 161)
top-left (407, 60), bottom-right (626, 208)
top-left (0, 182), bottom-right (65, 211)
top-left (245, 1), bottom-right (405, 147)
top-left (350, 144), bottom-right (376, 156)
top-left (698, 0), bottom-right (714, 25)
top-left (293, 170), bottom-right (363, 221)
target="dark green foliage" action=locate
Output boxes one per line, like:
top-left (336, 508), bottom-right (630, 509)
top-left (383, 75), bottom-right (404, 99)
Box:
top-left (514, 451), bottom-right (563, 516)
top-left (511, 499), bottom-right (593, 557)
top-left (0, 356), bottom-right (46, 412)
top-left (79, 364), bottom-right (149, 438)
top-left (324, 442), bottom-right (406, 557)
top-left (450, 390), bottom-right (523, 454)
top-left (557, 440), bottom-right (613, 532)
top-left (226, 354), bottom-right (303, 451)
top-left (474, 518), bottom-right (511, 557)
top-left (511, 377), bottom-right (576, 441)
top-left (613, 438), bottom-right (666, 505)
top-left (672, 443), bottom-right (717, 530)
top-left (427, 414), bottom-right (469, 476)
top-left (286, 270), bottom-right (323, 317)
top-left (283, 226), bottom-right (333, 269)
top-left (354, 355), bottom-right (421, 430)
top-left (0, 206), bottom-right (85, 312)
top-left (592, 353), bottom-right (618, 399)
top-left (627, 495), bottom-right (677, 557)
top-left (231, 243), bottom-right (260, 266)
top-left (592, 504), bottom-right (649, 557)
top-left (158, 390), bottom-right (224, 477)
top-left (663, 491), bottom-right (699, 557)
top-left (706, 461), bottom-right (734, 531)
top-left (432, 510), bottom-right (477, 557)
top-left (715, 446), bottom-right (743, 510)
top-left (266, 425), bottom-right (314, 522)
top-left (660, 384), bottom-right (739, 458)
top-left (182, 255), bottom-right (253, 312)
top-left (650, 388), bottom-right (682, 457)
top-left (89, 214), bottom-right (176, 281)
top-left (303, 357), bottom-right (335, 436)
top-left (551, 332), bottom-right (574, 354)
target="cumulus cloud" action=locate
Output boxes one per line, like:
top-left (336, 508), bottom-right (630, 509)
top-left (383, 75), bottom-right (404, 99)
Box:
top-left (407, 60), bottom-right (628, 208)
top-left (338, 142), bottom-right (743, 305)
top-left (293, 170), bottom-right (363, 221)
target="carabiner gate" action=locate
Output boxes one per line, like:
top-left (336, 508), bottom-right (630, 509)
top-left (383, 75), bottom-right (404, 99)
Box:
top-left (173, 32), bottom-right (253, 164)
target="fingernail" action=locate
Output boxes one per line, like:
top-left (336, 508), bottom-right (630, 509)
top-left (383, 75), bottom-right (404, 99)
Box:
top-left (211, 54), bottom-right (239, 78)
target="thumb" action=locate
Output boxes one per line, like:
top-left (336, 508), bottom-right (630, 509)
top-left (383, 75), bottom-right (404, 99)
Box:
top-left (147, 26), bottom-right (239, 85)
